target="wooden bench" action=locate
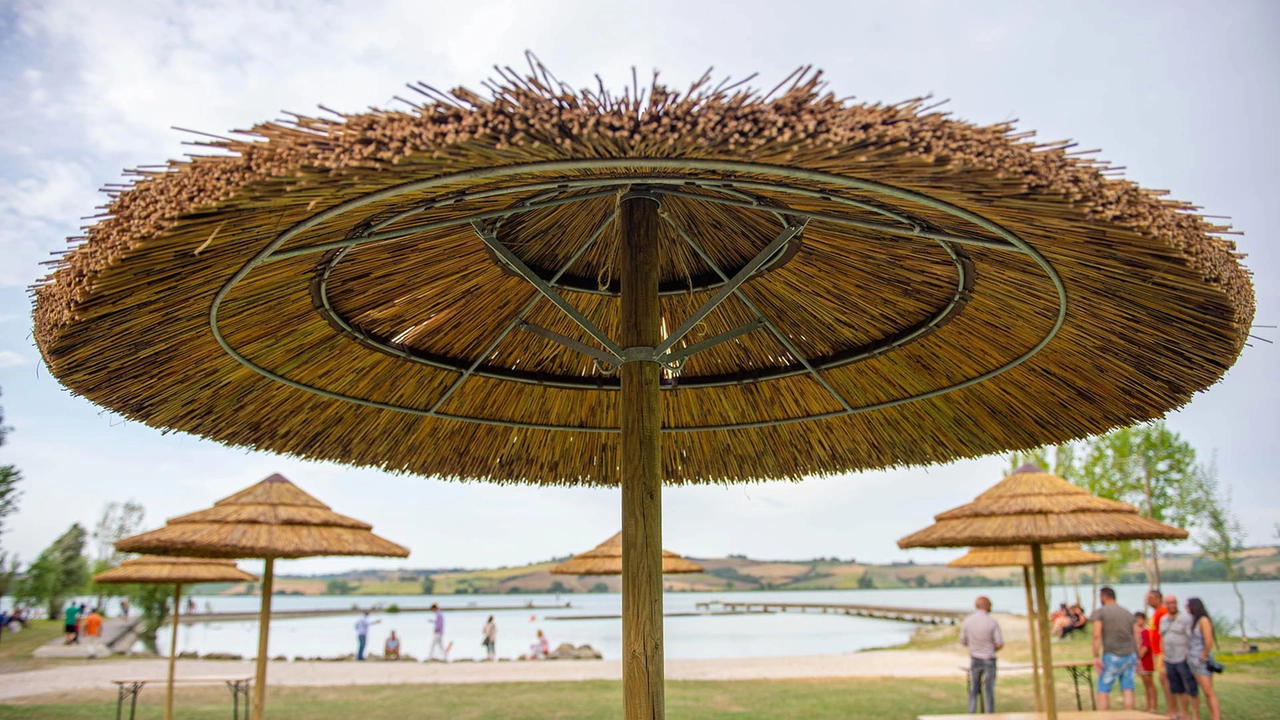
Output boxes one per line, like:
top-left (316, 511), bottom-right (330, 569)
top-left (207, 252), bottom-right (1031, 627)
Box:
top-left (112, 676), bottom-right (251, 720)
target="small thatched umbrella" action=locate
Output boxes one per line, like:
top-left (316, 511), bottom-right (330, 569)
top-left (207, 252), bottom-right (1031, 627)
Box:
top-left (115, 474), bottom-right (408, 720)
top-left (948, 543), bottom-right (1105, 712)
top-left (551, 532), bottom-right (703, 575)
top-left (900, 464), bottom-right (1186, 719)
top-left (94, 556), bottom-right (258, 720)
top-left (33, 63), bottom-right (1252, 720)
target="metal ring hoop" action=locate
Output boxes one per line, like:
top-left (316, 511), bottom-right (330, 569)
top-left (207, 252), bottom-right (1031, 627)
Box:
top-left (210, 158), bottom-right (1067, 433)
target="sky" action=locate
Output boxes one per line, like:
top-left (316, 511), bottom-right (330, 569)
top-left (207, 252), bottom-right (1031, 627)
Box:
top-left (0, 0), bottom-right (1276, 577)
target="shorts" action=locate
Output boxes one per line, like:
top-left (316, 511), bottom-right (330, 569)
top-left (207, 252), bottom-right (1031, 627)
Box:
top-left (1097, 652), bottom-right (1136, 693)
top-left (64, 623), bottom-right (76, 633)
top-left (1187, 654), bottom-right (1213, 677)
top-left (1153, 653), bottom-right (1164, 674)
top-left (1165, 660), bottom-right (1199, 696)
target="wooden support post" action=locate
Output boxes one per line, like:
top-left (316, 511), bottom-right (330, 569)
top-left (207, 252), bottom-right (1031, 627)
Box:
top-left (166, 582), bottom-right (182, 720)
top-left (1031, 544), bottom-right (1057, 720)
top-left (1022, 567), bottom-right (1043, 712)
top-left (253, 557), bottom-right (275, 720)
top-left (620, 192), bottom-right (664, 720)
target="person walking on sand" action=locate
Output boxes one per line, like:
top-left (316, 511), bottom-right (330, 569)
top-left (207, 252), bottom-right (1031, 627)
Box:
top-left (1147, 588), bottom-right (1174, 715)
top-left (354, 610), bottom-right (380, 661)
top-left (1135, 611), bottom-right (1157, 712)
top-left (428, 603), bottom-right (447, 661)
top-left (1091, 586), bottom-right (1137, 710)
top-left (1160, 594), bottom-right (1197, 720)
top-left (83, 607), bottom-right (104, 658)
top-left (1186, 598), bottom-right (1221, 720)
top-left (482, 615), bottom-right (498, 661)
top-left (959, 595), bottom-right (1003, 714)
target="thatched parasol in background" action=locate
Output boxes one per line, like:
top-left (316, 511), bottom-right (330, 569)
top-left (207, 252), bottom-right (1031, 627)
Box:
top-left (94, 556), bottom-right (257, 720)
top-left (115, 474), bottom-right (408, 720)
top-left (948, 542), bottom-right (1105, 712)
top-left (34, 61), bottom-right (1251, 720)
top-left (551, 532), bottom-right (703, 575)
top-left (901, 464), bottom-right (1186, 718)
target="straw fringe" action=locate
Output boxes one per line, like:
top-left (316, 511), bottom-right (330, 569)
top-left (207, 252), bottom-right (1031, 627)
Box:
top-left (946, 543), bottom-right (1106, 568)
top-left (31, 66), bottom-right (1254, 485)
top-left (93, 555), bottom-right (259, 584)
top-left (550, 532), bottom-right (704, 575)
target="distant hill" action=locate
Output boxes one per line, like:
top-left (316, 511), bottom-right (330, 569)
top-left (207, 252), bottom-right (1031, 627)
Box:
top-left (209, 546), bottom-right (1280, 596)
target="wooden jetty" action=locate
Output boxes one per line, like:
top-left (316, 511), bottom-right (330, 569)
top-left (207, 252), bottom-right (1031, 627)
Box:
top-left (693, 600), bottom-right (966, 625)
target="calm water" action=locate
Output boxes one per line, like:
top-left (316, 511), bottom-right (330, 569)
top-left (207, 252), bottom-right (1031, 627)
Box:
top-left (136, 581), bottom-right (1279, 661)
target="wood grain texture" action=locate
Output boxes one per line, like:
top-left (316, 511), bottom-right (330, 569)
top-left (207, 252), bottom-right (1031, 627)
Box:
top-left (1022, 567), bottom-right (1043, 713)
top-left (253, 558), bottom-right (275, 720)
top-left (1031, 544), bottom-right (1058, 720)
top-left (620, 196), bottom-right (664, 720)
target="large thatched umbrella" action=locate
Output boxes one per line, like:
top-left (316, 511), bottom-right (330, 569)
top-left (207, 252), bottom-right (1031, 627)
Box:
top-left (551, 532), bottom-right (703, 575)
top-left (94, 556), bottom-right (258, 720)
top-left (900, 464), bottom-right (1187, 718)
top-left (115, 474), bottom-right (408, 720)
top-left (33, 63), bottom-right (1251, 720)
top-left (948, 542), bottom-right (1105, 712)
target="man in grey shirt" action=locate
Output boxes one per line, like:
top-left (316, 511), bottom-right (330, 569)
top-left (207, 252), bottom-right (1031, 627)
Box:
top-left (1160, 594), bottom-right (1198, 720)
top-left (1091, 586), bottom-right (1137, 710)
top-left (959, 596), bottom-right (1003, 713)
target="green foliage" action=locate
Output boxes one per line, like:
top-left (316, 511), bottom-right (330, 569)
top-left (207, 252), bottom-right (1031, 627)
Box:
top-left (1196, 457), bottom-right (1248, 646)
top-left (0, 389), bottom-right (23, 565)
top-left (420, 575), bottom-right (435, 594)
top-left (91, 501), bottom-right (144, 566)
top-left (386, 603), bottom-right (400, 613)
top-left (326, 579), bottom-right (357, 595)
top-left (1008, 442), bottom-right (1077, 479)
top-left (856, 571), bottom-right (874, 589)
top-left (548, 580), bottom-right (569, 594)
top-left (127, 583), bottom-right (175, 653)
top-left (589, 582), bottom-right (608, 593)
top-left (16, 524), bottom-right (90, 617)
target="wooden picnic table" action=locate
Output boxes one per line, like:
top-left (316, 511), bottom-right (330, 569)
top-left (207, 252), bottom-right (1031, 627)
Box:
top-left (113, 676), bottom-right (251, 720)
top-left (1053, 661), bottom-right (1097, 711)
top-left (919, 711), bottom-right (1159, 719)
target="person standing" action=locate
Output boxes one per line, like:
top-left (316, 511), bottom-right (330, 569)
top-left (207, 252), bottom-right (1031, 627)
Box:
top-left (83, 607), bottom-right (104, 658)
top-left (120, 598), bottom-right (131, 619)
top-left (354, 610), bottom-right (380, 661)
top-left (1186, 598), bottom-right (1221, 720)
top-left (428, 603), bottom-right (447, 661)
top-left (482, 615), bottom-right (497, 661)
top-left (1160, 594), bottom-right (1197, 720)
top-left (62, 603), bottom-right (82, 645)
top-left (1090, 586), bottom-right (1137, 710)
top-left (958, 595), bottom-right (1003, 714)
top-left (1147, 588), bottom-right (1174, 715)
top-left (1134, 611), bottom-right (1157, 712)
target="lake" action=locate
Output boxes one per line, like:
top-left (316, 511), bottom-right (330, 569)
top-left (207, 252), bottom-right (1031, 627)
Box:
top-left (135, 581), bottom-right (1279, 661)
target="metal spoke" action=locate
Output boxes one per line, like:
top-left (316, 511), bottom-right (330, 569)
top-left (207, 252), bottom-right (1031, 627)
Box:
top-left (654, 221), bottom-right (806, 356)
top-left (425, 213), bottom-right (616, 412)
top-left (471, 221), bottom-right (624, 359)
top-left (663, 214), bottom-right (853, 412)
top-left (518, 321), bottom-right (620, 366)
top-left (662, 318), bottom-right (766, 365)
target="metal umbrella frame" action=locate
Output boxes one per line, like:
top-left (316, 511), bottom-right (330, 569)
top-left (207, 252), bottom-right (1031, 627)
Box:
top-left (947, 543), bottom-right (1105, 712)
top-left (34, 65), bottom-right (1253, 720)
top-left (93, 556), bottom-right (258, 720)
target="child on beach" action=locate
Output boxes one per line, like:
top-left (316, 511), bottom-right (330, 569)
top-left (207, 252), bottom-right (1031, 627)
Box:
top-left (1135, 611), bottom-right (1156, 712)
top-left (528, 629), bottom-right (550, 659)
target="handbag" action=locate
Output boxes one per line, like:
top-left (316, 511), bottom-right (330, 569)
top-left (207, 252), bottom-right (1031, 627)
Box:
top-left (1207, 655), bottom-right (1224, 674)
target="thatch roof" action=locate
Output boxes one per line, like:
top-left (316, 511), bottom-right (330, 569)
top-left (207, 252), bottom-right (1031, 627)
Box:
top-left (93, 555), bottom-right (259, 584)
top-left (32, 64), bottom-right (1252, 485)
top-left (946, 543), bottom-right (1106, 568)
top-left (115, 474), bottom-right (410, 559)
top-left (898, 464), bottom-right (1189, 548)
top-left (550, 532), bottom-right (704, 575)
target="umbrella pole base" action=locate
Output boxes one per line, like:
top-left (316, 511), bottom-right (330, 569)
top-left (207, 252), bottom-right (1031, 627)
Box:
top-left (620, 192), bottom-right (664, 720)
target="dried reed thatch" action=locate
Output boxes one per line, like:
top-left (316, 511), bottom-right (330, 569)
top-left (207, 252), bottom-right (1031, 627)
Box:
top-left (897, 463), bottom-right (1189, 548)
top-left (32, 62), bottom-right (1252, 485)
top-left (946, 543), bottom-right (1105, 568)
top-left (93, 555), bottom-right (258, 584)
top-left (550, 532), bottom-right (703, 575)
top-left (115, 473), bottom-right (409, 559)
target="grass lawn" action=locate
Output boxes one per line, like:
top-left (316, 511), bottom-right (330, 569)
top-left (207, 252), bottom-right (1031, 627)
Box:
top-left (0, 620), bottom-right (70, 673)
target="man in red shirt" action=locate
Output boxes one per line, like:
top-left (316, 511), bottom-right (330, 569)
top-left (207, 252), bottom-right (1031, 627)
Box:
top-left (1146, 588), bottom-right (1173, 715)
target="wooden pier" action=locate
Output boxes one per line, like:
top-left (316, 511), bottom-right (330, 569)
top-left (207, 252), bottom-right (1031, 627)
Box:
top-left (168, 602), bottom-right (572, 624)
top-left (693, 600), bottom-right (966, 625)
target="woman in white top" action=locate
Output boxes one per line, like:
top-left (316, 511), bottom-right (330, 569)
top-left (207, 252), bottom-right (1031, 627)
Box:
top-left (482, 616), bottom-right (497, 661)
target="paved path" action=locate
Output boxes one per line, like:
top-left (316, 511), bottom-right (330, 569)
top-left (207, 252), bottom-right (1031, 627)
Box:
top-left (31, 617), bottom-right (138, 659)
top-left (0, 648), bottom-right (1008, 701)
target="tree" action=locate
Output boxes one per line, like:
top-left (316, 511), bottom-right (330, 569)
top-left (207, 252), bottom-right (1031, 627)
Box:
top-left (421, 575), bottom-right (435, 595)
top-left (1007, 442), bottom-right (1078, 479)
top-left (1076, 422), bottom-right (1200, 588)
top-left (1195, 458), bottom-right (1247, 650)
top-left (127, 583), bottom-right (176, 653)
top-left (88, 501), bottom-right (145, 606)
top-left (16, 524), bottom-right (90, 617)
top-left (0, 389), bottom-right (23, 576)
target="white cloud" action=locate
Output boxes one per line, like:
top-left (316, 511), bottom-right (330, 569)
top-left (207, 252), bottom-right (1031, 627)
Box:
top-left (0, 350), bottom-right (28, 367)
